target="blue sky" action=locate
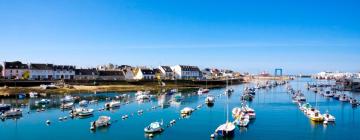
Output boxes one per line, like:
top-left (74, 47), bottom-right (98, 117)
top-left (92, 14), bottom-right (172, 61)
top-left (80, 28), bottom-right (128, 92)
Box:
top-left (0, 0), bottom-right (359, 74)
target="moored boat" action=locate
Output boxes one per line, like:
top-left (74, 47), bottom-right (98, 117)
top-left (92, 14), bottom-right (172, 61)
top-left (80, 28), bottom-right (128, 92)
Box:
top-left (90, 116), bottom-right (111, 130)
top-left (144, 121), bottom-right (163, 133)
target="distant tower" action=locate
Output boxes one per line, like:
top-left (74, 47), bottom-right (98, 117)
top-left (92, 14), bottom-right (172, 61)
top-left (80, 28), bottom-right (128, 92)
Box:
top-left (275, 68), bottom-right (283, 77)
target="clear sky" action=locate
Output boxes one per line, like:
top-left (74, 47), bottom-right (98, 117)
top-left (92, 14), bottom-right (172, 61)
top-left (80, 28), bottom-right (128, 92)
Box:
top-left (0, 0), bottom-right (359, 74)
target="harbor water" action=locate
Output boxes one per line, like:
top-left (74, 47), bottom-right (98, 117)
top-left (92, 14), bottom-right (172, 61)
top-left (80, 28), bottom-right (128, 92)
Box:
top-left (0, 78), bottom-right (359, 140)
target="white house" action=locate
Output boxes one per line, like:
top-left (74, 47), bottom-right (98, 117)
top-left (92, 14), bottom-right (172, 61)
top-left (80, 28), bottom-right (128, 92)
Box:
top-left (159, 66), bottom-right (174, 80)
top-left (171, 65), bottom-right (201, 80)
top-left (53, 65), bottom-right (75, 80)
top-left (2, 61), bottom-right (29, 79)
top-left (29, 63), bottom-right (54, 80)
top-left (133, 68), bottom-right (155, 80)
top-left (123, 67), bottom-right (134, 80)
top-left (75, 69), bottom-right (99, 80)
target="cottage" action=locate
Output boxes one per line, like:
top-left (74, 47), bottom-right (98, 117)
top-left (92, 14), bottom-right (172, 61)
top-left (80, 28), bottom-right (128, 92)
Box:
top-left (75, 69), bottom-right (99, 80)
top-left (122, 67), bottom-right (134, 80)
top-left (171, 65), bottom-right (201, 80)
top-left (29, 63), bottom-right (54, 80)
top-left (159, 66), bottom-right (174, 80)
top-left (53, 65), bottom-right (75, 80)
top-left (98, 70), bottom-right (125, 80)
top-left (3, 61), bottom-right (29, 79)
top-left (133, 68), bottom-right (155, 80)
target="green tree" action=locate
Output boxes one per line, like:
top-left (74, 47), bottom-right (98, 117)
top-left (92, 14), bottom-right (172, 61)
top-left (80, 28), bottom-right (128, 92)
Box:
top-left (22, 71), bottom-right (30, 80)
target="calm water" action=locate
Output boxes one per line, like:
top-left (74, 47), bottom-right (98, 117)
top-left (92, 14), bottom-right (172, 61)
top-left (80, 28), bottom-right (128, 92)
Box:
top-left (1, 78), bottom-right (359, 140)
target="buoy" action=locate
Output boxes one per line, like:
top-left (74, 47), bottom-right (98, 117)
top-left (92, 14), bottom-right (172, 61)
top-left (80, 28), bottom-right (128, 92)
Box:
top-left (46, 120), bottom-right (51, 125)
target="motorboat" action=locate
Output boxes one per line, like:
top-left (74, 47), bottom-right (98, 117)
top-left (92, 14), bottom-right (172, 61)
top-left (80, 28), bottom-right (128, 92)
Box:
top-left (241, 105), bottom-right (256, 119)
top-left (205, 94), bottom-right (215, 105)
top-left (1, 108), bottom-right (22, 117)
top-left (60, 102), bottom-right (74, 109)
top-left (0, 104), bottom-right (11, 113)
top-left (105, 101), bottom-right (121, 108)
top-left (172, 93), bottom-right (183, 102)
top-left (61, 95), bottom-right (74, 103)
top-left (144, 121), bottom-right (163, 133)
top-left (339, 94), bottom-right (348, 102)
top-left (308, 109), bottom-right (324, 122)
top-left (29, 92), bottom-right (38, 98)
top-left (136, 94), bottom-right (150, 101)
top-left (197, 88), bottom-right (210, 95)
top-left (322, 112), bottom-right (335, 122)
top-left (323, 91), bottom-right (334, 97)
top-left (90, 116), bottom-right (111, 130)
top-left (299, 103), bottom-right (312, 112)
top-left (35, 99), bottom-right (51, 104)
top-left (233, 112), bottom-right (250, 127)
top-left (180, 107), bottom-right (194, 115)
top-left (350, 98), bottom-right (359, 106)
top-left (71, 108), bottom-right (94, 116)
top-left (79, 100), bottom-right (89, 106)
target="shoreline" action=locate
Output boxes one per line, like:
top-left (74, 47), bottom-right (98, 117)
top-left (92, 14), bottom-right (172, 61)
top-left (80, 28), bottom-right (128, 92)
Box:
top-left (0, 84), bottom-right (229, 97)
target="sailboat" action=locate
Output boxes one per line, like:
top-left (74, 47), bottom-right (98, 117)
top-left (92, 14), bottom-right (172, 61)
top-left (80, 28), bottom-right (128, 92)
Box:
top-left (198, 79), bottom-right (210, 95)
top-left (214, 77), bottom-right (235, 137)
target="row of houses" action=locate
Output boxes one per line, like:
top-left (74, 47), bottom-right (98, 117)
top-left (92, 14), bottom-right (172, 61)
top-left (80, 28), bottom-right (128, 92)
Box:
top-left (1, 61), bottom-right (204, 81)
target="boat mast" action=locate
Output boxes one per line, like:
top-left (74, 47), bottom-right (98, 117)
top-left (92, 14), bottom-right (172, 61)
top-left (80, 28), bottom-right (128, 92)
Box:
top-left (226, 77), bottom-right (229, 123)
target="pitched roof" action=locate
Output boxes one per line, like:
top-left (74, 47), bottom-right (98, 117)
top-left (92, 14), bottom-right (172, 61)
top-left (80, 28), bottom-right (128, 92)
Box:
top-left (30, 63), bottom-right (53, 70)
top-left (160, 66), bottom-right (173, 72)
top-left (99, 70), bottom-right (125, 76)
top-left (54, 65), bottom-right (75, 71)
top-left (75, 69), bottom-right (99, 75)
top-left (179, 65), bottom-right (200, 71)
top-left (4, 61), bottom-right (28, 69)
top-left (141, 68), bottom-right (155, 75)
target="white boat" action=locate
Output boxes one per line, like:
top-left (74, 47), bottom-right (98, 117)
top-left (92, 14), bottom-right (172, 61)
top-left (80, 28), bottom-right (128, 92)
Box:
top-left (144, 121), bottom-right (163, 133)
top-left (214, 78), bottom-right (235, 138)
top-left (60, 102), bottom-right (74, 109)
top-left (71, 108), bottom-right (94, 116)
top-left (1, 108), bottom-right (22, 117)
top-left (322, 112), bottom-right (335, 122)
top-left (105, 101), bottom-right (121, 108)
top-left (35, 99), bottom-right (51, 104)
top-left (241, 105), bottom-right (256, 119)
top-left (234, 112), bottom-right (250, 127)
top-left (180, 107), bottom-right (194, 115)
top-left (79, 100), bottom-right (89, 106)
top-left (323, 91), bottom-right (334, 97)
top-left (90, 116), bottom-right (111, 130)
top-left (61, 95), bottom-right (74, 103)
top-left (136, 94), bottom-right (150, 101)
top-left (205, 94), bottom-right (215, 104)
top-left (215, 122), bottom-right (235, 137)
top-left (339, 94), bottom-right (348, 102)
top-left (197, 88), bottom-right (210, 95)
top-left (29, 92), bottom-right (38, 98)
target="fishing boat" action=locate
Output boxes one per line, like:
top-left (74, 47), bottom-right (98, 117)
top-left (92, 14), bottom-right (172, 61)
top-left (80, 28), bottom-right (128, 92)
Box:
top-left (90, 116), bottom-right (111, 130)
top-left (144, 121), bottom-right (163, 133)
top-left (35, 99), bottom-right (51, 104)
top-left (1, 108), bottom-right (22, 117)
top-left (60, 102), bottom-right (74, 109)
top-left (105, 101), bottom-right (121, 108)
top-left (205, 94), bottom-right (215, 105)
top-left (214, 77), bottom-right (235, 138)
top-left (180, 107), bottom-right (194, 115)
top-left (322, 112), bottom-right (335, 122)
top-left (79, 100), bottom-right (89, 106)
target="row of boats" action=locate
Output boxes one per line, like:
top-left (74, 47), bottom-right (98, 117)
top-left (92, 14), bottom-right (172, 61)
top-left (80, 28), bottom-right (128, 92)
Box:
top-left (308, 87), bottom-right (359, 106)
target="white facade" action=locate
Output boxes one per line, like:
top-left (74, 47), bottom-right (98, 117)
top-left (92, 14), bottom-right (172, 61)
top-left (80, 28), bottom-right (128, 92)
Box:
top-left (171, 65), bottom-right (201, 80)
top-left (29, 64), bottom-right (54, 80)
top-left (53, 65), bottom-right (75, 80)
top-left (133, 68), bottom-right (155, 80)
top-left (158, 66), bottom-right (174, 80)
top-left (123, 67), bottom-right (134, 80)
